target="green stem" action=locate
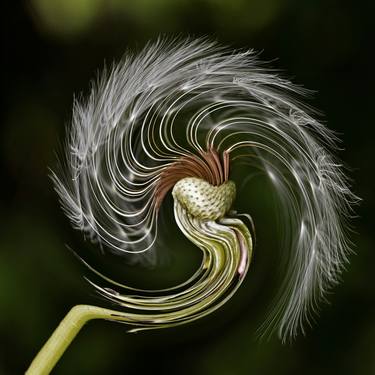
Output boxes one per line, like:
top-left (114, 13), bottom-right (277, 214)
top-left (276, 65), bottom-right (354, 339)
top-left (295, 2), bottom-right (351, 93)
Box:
top-left (26, 305), bottom-right (122, 375)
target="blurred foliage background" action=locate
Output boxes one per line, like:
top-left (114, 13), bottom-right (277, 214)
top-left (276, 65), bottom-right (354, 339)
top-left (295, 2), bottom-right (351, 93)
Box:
top-left (1, 0), bottom-right (374, 374)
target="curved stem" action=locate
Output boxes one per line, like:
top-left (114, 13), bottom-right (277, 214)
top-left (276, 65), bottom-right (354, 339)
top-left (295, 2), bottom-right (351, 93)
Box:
top-left (26, 305), bottom-right (122, 375)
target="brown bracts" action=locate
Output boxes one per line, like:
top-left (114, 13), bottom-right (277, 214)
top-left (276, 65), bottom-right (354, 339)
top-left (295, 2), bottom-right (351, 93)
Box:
top-left (154, 148), bottom-right (230, 210)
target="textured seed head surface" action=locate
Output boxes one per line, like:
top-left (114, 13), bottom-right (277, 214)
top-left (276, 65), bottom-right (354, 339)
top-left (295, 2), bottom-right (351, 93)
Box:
top-left (172, 177), bottom-right (236, 220)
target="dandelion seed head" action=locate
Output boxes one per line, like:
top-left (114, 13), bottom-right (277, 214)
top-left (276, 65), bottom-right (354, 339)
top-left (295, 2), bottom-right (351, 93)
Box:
top-left (51, 37), bottom-right (357, 341)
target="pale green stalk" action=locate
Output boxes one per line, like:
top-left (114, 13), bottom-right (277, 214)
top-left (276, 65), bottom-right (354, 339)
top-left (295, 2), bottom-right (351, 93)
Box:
top-left (26, 305), bottom-right (127, 375)
top-left (27, 177), bottom-right (252, 374)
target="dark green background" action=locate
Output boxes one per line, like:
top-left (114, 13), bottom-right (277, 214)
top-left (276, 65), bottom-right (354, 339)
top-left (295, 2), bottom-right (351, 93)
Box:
top-left (1, 1), bottom-right (374, 374)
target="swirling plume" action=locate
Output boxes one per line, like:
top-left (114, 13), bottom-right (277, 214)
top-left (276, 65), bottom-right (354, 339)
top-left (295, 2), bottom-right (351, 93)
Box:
top-left (51, 37), bottom-right (357, 341)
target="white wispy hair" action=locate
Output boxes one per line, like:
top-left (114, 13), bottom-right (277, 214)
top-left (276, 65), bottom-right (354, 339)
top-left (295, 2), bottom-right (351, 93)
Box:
top-left (51, 37), bottom-right (358, 341)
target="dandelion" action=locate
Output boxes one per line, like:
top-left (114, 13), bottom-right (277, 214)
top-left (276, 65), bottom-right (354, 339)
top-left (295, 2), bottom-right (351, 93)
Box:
top-left (27, 37), bottom-right (357, 374)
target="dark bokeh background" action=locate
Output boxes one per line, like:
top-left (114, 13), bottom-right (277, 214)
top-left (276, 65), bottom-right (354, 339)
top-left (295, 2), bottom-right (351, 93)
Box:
top-left (1, 1), bottom-right (374, 374)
